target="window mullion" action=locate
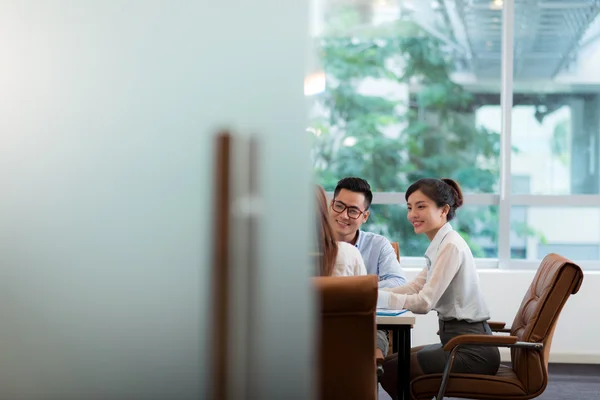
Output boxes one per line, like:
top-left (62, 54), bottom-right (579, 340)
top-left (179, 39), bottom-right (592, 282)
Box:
top-left (498, 0), bottom-right (515, 269)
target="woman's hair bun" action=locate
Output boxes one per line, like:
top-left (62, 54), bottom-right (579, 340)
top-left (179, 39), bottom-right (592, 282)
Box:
top-left (441, 178), bottom-right (464, 208)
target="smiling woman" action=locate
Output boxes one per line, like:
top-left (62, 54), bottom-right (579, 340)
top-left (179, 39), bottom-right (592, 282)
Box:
top-left (406, 179), bottom-right (464, 241)
top-left (378, 177), bottom-right (500, 400)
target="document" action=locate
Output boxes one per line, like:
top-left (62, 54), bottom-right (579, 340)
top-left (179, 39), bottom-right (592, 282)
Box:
top-left (376, 309), bottom-right (408, 316)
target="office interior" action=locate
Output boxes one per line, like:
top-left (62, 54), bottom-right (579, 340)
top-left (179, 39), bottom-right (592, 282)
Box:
top-left (2, 0), bottom-right (600, 399)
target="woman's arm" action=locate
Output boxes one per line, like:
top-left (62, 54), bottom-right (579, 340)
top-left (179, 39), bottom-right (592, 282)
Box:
top-left (376, 267), bottom-right (427, 309)
top-left (377, 243), bottom-right (462, 311)
top-left (383, 267), bottom-right (427, 295)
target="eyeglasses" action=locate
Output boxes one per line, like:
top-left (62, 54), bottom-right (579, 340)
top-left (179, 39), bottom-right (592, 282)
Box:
top-left (331, 200), bottom-right (366, 219)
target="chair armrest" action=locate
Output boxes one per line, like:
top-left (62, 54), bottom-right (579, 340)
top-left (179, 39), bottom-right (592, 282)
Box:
top-left (376, 350), bottom-right (385, 377)
top-left (488, 321), bottom-right (505, 330)
top-left (443, 334), bottom-right (518, 351)
top-left (443, 334), bottom-right (544, 352)
top-left (488, 321), bottom-right (511, 333)
top-left (435, 335), bottom-right (543, 400)
top-left (435, 334), bottom-right (543, 400)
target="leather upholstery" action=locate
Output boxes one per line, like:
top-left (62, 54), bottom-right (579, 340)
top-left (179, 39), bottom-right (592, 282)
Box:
top-left (391, 242), bottom-right (400, 261)
top-left (412, 365), bottom-right (526, 399)
top-left (313, 275), bottom-right (378, 400)
top-left (443, 334), bottom-right (518, 350)
top-left (488, 321), bottom-right (507, 330)
top-left (411, 253), bottom-right (584, 400)
top-left (388, 242), bottom-right (400, 355)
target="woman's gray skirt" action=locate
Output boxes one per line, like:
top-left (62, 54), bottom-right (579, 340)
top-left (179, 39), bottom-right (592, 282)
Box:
top-left (417, 318), bottom-right (501, 375)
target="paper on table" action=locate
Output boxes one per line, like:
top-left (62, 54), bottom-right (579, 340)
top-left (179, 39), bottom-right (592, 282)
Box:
top-left (376, 309), bottom-right (408, 316)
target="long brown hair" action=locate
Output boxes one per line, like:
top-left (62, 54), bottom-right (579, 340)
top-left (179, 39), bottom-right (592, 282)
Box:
top-left (316, 185), bottom-right (338, 276)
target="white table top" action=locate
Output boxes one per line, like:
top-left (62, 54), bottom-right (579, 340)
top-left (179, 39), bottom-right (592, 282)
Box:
top-left (376, 311), bottom-right (416, 326)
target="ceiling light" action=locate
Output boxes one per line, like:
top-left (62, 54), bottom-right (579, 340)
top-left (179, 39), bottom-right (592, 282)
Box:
top-left (304, 71), bottom-right (325, 96)
top-left (490, 0), bottom-right (503, 10)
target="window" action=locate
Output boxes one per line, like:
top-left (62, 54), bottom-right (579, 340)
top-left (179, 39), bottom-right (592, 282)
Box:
top-left (310, 0), bottom-right (600, 269)
top-left (511, 206), bottom-right (600, 261)
top-left (310, 0), bottom-right (501, 194)
top-left (364, 204), bottom-right (498, 258)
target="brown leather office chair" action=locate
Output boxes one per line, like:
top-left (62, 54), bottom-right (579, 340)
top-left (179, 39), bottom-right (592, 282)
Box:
top-left (388, 241), bottom-right (400, 355)
top-left (313, 275), bottom-right (379, 400)
top-left (390, 242), bottom-right (400, 261)
top-left (411, 253), bottom-right (584, 400)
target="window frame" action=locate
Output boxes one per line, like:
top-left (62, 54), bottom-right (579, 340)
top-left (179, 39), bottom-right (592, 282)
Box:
top-left (336, 191), bottom-right (600, 270)
top-left (320, 1), bottom-right (600, 270)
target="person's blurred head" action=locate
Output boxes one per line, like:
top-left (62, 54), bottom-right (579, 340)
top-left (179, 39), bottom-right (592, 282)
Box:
top-left (329, 177), bottom-right (372, 243)
top-left (405, 178), bottom-right (464, 241)
top-left (316, 185), bottom-right (338, 276)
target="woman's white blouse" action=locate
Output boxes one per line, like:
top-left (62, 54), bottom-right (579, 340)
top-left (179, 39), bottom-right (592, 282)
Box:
top-left (377, 223), bottom-right (490, 322)
top-left (332, 241), bottom-right (367, 277)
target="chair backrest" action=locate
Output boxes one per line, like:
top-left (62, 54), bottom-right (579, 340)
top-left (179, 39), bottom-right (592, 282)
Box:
top-left (510, 253), bottom-right (584, 395)
top-left (390, 242), bottom-right (400, 261)
top-left (313, 275), bottom-right (378, 400)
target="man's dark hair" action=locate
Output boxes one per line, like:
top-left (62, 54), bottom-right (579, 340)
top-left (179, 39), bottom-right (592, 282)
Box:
top-left (333, 177), bottom-right (373, 209)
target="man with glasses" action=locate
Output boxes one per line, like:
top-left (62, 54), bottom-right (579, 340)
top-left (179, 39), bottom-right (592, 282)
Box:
top-left (329, 177), bottom-right (406, 286)
top-left (329, 177), bottom-right (407, 359)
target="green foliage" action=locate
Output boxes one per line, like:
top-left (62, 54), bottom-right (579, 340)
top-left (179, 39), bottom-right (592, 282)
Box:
top-left (310, 9), bottom-right (501, 257)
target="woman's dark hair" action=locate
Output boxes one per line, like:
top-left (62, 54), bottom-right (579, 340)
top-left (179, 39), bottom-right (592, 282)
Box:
top-left (405, 178), bottom-right (464, 221)
top-left (316, 185), bottom-right (338, 276)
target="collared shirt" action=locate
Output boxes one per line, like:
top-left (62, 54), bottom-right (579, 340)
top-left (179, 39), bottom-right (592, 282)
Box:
top-left (354, 230), bottom-right (407, 288)
top-left (377, 223), bottom-right (490, 322)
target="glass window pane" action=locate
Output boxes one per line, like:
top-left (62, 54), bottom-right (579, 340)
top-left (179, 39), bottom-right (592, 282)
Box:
top-left (310, 0), bottom-right (501, 193)
top-left (509, 3), bottom-right (600, 194)
top-left (363, 204), bottom-right (498, 259)
top-left (511, 206), bottom-right (600, 261)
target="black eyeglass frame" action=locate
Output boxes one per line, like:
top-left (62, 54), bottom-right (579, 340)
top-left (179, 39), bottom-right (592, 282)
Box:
top-left (330, 199), bottom-right (368, 220)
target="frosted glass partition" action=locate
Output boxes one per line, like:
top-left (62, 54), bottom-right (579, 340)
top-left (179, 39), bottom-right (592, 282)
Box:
top-left (0, 1), bottom-right (312, 399)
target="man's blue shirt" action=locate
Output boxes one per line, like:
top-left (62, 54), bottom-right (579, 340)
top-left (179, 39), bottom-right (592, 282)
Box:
top-left (354, 230), bottom-right (407, 288)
